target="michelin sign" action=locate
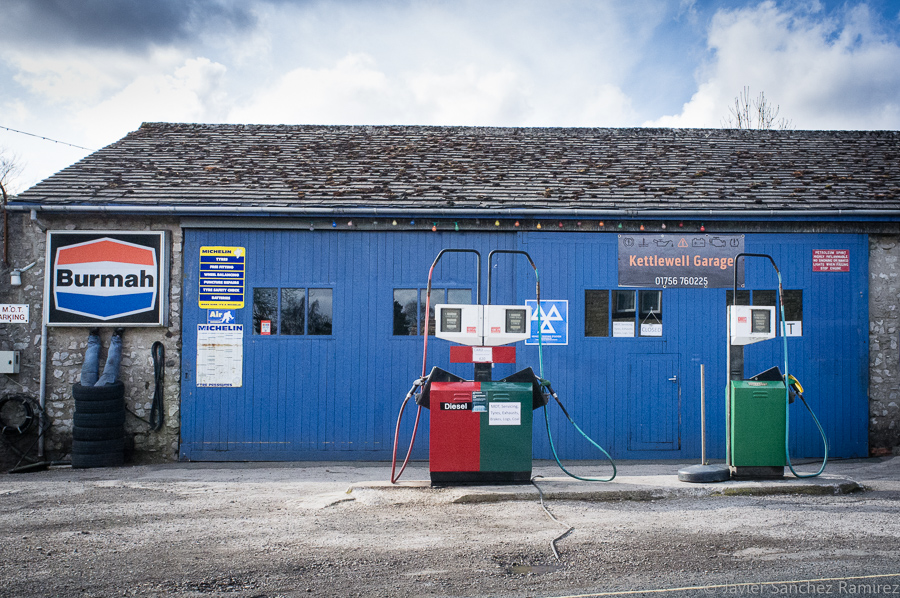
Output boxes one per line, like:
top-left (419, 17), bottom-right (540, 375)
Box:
top-left (46, 231), bottom-right (169, 326)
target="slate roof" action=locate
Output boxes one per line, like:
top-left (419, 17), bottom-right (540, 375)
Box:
top-left (12, 123), bottom-right (900, 215)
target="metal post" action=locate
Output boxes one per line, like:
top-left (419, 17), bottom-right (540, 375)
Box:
top-left (700, 363), bottom-right (706, 466)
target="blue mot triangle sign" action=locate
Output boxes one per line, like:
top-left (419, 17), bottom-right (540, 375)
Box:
top-left (525, 300), bottom-right (568, 346)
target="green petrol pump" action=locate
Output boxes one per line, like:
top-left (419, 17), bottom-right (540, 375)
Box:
top-left (726, 253), bottom-right (829, 480)
top-left (726, 303), bottom-right (785, 478)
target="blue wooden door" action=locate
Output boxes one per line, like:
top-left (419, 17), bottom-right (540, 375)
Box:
top-left (627, 353), bottom-right (680, 451)
top-left (517, 231), bottom-right (868, 461)
top-left (180, 229), bottom-right (516, 461)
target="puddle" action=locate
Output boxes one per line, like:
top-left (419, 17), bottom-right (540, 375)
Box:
top-left (507, 564), bottom-right (562, 575)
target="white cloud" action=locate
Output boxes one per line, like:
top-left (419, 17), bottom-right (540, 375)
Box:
top-left (572, 84), bottom-right (639, 127)
top-left (406, 66), bottom-right (529, 125)
top-left (5, 47), bottom-right (188, 106)
top-left (75, 58), bottom-right (229, 146)
top-left (646, 1), bottom-right (900, 129)
top-left (228, 54), bottom-right (395, 125)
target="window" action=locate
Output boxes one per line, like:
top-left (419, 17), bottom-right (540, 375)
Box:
top-left (393, 288), bottom-right (472, 335)
top-left (252, 287), bottom-right (333, 335)
top-left (584, 289), bottom-right (664, 338)
top-left (253, 288), bottom-right (279, 335)
top-left (725, 290), bottom-right (751, 306)
top-left (638, 290), bottom-right (662, 337)
top-left (584, 290), bottom-right (609, 337)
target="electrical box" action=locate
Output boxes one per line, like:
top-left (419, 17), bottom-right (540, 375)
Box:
top-left (0, 351), bottom-right (20, 374)
top-left (729, 305), bottom-right (777, 346)
top-left (435, 304), bottom-right (531, 347)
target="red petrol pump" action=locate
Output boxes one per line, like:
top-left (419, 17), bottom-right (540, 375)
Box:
top-left (390, 249), bottom-right (616, 486)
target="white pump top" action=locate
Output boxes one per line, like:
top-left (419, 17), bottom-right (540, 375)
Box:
top-left (434, 304), bottom-right (532, 347)
top-left (728, 305), bottom-right (777, 346)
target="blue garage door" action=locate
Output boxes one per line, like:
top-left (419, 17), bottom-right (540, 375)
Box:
top-left (518, 232), bottom-right (868, 460)
top-left (180, 229), bottom-right (517, 461)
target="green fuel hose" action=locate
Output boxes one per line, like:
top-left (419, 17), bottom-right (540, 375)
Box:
top-left (531, 266), bottom-right (616, 482)
top-left (775, 268), bottom-right (829, 478)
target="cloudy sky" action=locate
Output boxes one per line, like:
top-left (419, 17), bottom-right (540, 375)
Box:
top-left (1, 0), bottom-right (899, 192)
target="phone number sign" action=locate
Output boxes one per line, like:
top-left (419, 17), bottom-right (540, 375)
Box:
top-left (618, 234), bottom-right (745, 288)
top-left (199, 246), bottom-right (246, 309)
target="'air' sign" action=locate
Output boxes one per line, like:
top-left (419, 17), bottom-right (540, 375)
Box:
top-left (46, 231), bottom-right (169, 326)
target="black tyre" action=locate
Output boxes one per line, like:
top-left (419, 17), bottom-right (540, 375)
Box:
top-left (0, 396), bottom-right (35, 435)
top-left (72, 437), bottom-right (125, 455)
top-left (72, 381), bottom-right (125, 402)
top-left (72, 451), bottom-right (124, 469)
top-left (73, 426), bottom-right (124, 442)
top-left (74, 411), bottom-right (125, 428)
top-left (74, 398), bottom-right (124, 415)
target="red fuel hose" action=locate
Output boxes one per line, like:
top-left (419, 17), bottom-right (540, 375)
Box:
top-left (390, 249), bottom-right (482, 483)
top-left (390, 261), bottom-right (438, 483)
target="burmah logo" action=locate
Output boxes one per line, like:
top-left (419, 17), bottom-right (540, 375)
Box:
top-left (54, 238), bottom-right (158, 320)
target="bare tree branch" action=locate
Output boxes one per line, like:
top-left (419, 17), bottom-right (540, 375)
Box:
top-left (722, 86), bottom-right (793, 130)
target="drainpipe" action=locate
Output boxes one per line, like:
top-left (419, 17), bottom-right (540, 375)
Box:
top-left (38, 323), bottom-right (47, 458)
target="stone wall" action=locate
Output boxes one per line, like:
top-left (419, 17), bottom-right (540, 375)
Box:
top-left (869, 233), bottom-right (900, 455)
top-left (0, 213), bottom-right (183, 469)
top-left (3, 217), bottom-right (899, 467)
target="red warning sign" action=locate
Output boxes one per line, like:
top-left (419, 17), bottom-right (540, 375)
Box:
top-left (812, 250), bottom-right (850, 272)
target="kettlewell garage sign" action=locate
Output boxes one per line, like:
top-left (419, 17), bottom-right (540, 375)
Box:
top-left (46, 231), bottom-right (169, 326)
top-left (618, 234), bottom-right (745, 288)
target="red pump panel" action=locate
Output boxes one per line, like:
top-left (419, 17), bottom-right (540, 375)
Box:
top-left (429, 381), bottom-right (481, 473)
top-left (449, 346), bottom-right (516, 363)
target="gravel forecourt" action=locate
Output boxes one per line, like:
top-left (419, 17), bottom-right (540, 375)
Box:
top-left (1, 459), bottom-right (899, 598)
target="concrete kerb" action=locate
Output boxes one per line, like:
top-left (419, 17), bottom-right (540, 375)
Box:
top-left (348, 474), bottom-right (863, 504)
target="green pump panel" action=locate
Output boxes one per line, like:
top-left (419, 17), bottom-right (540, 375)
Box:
top-left (729, 380), bottom-right (786, 468)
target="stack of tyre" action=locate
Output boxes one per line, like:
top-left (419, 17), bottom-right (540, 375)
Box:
top-left (72, 381), bottom-right (125, 468)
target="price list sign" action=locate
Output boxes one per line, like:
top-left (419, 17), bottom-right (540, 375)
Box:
top-left (199, 246), bottom-right (246, 309)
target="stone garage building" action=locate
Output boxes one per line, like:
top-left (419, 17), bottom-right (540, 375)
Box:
top-left (1, 123), bottom-right (898, 467)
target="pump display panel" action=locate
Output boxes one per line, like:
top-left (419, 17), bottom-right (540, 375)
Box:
top-left (729, 305), bottom-right (777, 346)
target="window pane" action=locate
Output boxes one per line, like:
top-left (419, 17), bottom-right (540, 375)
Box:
top-left (611, 290), bottom-right (635, 321)
top-left (393, 289), bottom-right (417, 335)
top-left (726, 290), bottom-right (751, 306)
top-left (253, 287), bottom-right (278, 335)
top-left (753, 290), bottom-right (777, 307)
top-left (447, 288), bottom-right (473, 305)
top-left (783, 290), bottom-right (803, 322)
top-left (639, 290), bottom-right (663, 336)
top-left (420, 288), bottom-right (444, 335)
top-left (281, 288), bottom-right (306, 335)
top-left (308, 288), bottom-right (333, 335)
top-left (585, 290), bottom-right (609, 337)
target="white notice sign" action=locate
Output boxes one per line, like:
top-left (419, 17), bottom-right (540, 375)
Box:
top-left (197, 324), bottom-right (243, 387)
top-left (640, 323), bottom-right (663, 337)
top-left (784, 321), bottom-right (803, 337)
top-left (0, 304), bottom-right (29, 323)
top-left (613, 321), bottom-right (635, 338)
top-left (489, 402), bottom-right (521, 426)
